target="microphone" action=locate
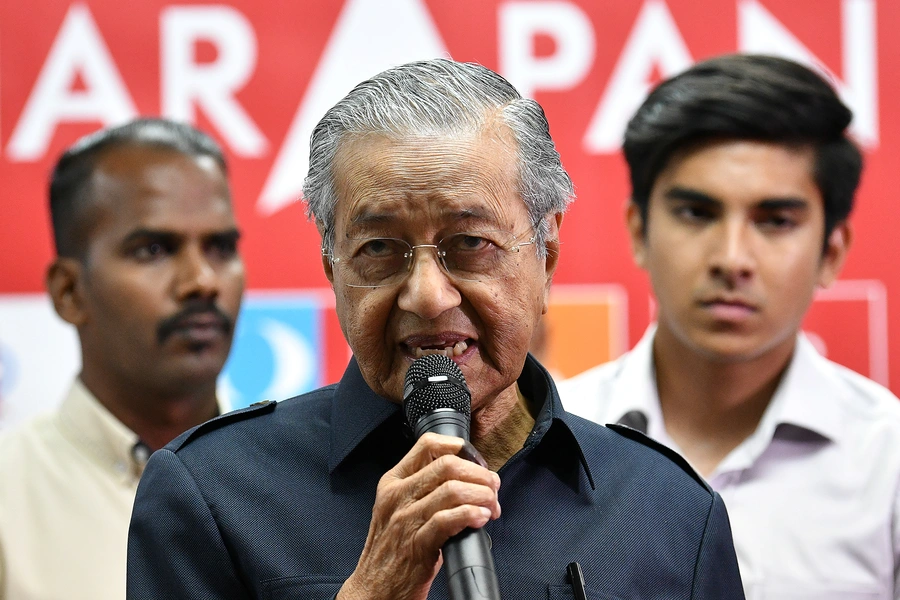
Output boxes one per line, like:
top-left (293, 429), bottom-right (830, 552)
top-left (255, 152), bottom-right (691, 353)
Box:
top-left (403, 354), bottom-right (502, 600)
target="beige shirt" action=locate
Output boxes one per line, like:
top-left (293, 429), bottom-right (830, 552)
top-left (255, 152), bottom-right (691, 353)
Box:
top-left (0, 380), bottom-right (149, 600)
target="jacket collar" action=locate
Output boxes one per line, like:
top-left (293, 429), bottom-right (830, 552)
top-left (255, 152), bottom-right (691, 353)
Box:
top-left (328, 355), bottom-right (595, 490)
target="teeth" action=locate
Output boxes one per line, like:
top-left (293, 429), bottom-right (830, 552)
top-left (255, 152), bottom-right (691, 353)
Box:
top-left (411, 340), bottom-right (469, 359)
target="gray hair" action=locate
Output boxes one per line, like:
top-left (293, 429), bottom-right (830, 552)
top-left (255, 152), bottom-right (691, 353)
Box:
top-left (302, 58), bottom-right (574, 256)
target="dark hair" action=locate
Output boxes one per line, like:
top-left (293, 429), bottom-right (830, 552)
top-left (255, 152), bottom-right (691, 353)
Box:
top-left (623, 54), bottom-right (862, 245)
top-left (49, 117), bottom-right (227, 258)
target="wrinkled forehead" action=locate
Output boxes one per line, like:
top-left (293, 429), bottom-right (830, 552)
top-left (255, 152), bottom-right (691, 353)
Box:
top-left (331, 128), bottom-right (527, 236)
top-left (334, 127), bottom-right (528, 235)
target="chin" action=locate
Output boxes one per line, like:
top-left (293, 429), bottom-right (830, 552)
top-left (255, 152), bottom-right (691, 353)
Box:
top-left (694, 334), bottom-right (786, 364)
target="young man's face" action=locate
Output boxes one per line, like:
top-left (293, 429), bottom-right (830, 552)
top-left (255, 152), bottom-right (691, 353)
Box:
top-left (629, 139), bottom-right (849, 364)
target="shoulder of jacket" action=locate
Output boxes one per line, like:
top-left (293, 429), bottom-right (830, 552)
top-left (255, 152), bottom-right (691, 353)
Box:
top-left (606, 422), bottom-right (711, 492)
top-left (168, 400), bottom-right (278, 452)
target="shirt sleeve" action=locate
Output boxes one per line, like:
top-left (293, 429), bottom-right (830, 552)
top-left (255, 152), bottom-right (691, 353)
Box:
top-left (691, 491), bottom-right (746, 600)
top-left (127, 448), bottom-right (249, 600)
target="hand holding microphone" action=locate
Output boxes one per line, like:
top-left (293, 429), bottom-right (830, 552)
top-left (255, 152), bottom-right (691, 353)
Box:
top-left (403, 354), bottom-right (502, 600)
top-left (338, 354), bottom-right (501, 600)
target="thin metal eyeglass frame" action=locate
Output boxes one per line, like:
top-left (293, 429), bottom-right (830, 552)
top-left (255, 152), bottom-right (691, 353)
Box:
top-left (322, 230), bottom-right (536, 288)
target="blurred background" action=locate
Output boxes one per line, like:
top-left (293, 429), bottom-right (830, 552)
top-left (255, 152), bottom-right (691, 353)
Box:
top-left (1, 0), bottom-right (896, 427)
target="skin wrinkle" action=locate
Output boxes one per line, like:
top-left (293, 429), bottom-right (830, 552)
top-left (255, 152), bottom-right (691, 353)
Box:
top-left (296, 62), bottom-right (574, 600)
top-left (335, 136), bottom-right (521, 240)
top-left (327, 127), bottom-right (557, 471)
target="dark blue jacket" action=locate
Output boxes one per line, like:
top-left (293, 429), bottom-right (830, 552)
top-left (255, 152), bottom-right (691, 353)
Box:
top-left (127, 355), bottom-right (744, 599)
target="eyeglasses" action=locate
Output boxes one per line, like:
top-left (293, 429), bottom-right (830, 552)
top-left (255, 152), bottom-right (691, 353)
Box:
top-left (324, 230), bottom-right (536, 288)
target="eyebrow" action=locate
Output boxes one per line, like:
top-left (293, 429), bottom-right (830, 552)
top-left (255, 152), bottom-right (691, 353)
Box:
top-left (664, 187), bottom-right (719, 206)
top-left (664, 186), bottom-right (811, 210)
top-left (121, 227), bottom-right (241, 244)
top-left (348, 212), bottom-right (393, 228)
top-left (207, 229), bottom-right (242, 242)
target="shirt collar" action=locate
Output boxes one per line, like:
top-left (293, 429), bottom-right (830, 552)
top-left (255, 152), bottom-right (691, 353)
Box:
top-left (609, 327), bottom-right (846, 473)
top-left (518, 353), bottom-right (597, 491)
top-left (603, 327), bottom-right (846, 456)
top-left (56, 379), bottom-right (149, 482)
top-left (602, 325), bottom-right (667, 439)
top-left (755, 333), bottom-right (845, 443)
top-left (328, 355), bottom-right (595, 489)
top-left (711, 333), bottom-right (845, 473)
top-left (329, 358), bottom-right (404, 474)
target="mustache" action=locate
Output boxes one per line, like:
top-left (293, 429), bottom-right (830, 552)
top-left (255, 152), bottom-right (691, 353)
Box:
top-left (157, 300), bottom-right (234, 344)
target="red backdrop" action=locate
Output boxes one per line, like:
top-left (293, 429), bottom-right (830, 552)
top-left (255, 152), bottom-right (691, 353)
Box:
top-left (1, 0), bottom-right (896, 400)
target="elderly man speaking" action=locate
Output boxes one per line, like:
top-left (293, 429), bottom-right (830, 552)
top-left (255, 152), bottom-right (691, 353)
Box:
top-left (127, 59), bottom-right (744, 600)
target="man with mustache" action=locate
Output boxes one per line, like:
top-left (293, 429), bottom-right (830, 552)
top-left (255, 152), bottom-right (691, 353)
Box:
top-left (126, 59), bottom-right (743, 599)
top-left (559, 54), bottom-right (900, 598)
top-left (0, 118), bottom-right (245, 600)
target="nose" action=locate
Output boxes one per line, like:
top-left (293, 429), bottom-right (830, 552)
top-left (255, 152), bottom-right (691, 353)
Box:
top-left (174, 245), bottom-right (220, 300)
top-left (708, 218), bottom-right (755, 285)
top-left (396, 246), bottom-right (461, 320)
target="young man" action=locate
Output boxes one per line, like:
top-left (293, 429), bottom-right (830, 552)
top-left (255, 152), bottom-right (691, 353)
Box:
top-left (0, 118), bottom-right (246, 600)
top-left (559, 54), bottom-right (900, 598)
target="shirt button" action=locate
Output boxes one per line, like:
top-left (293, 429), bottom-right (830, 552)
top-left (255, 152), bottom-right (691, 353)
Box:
top-left (132, 443), bottom-right (152, 465)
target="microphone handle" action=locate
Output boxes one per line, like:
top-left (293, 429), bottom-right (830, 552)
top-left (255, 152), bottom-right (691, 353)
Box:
top-left (413, 410), bottom-right (502, 600)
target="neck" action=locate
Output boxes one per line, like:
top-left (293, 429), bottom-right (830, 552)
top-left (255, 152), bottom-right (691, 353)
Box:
top-left (79, 369), bottom-right (219, 452)
top-left (652, 324), bottom-right (795, 476)
top-left (470, 384), bottom-right (535, 472)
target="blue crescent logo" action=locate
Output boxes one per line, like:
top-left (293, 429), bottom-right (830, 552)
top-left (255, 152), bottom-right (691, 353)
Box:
top-left (219, 297), bottom-right (322, 410)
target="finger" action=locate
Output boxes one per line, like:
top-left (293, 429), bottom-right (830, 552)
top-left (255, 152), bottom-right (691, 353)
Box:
top-left (389, 432), bottom-right (467, 479)
top-left (413, 504), bottom-right (494, 554)
top-left (417, 477), bottom-right (501, 520)
top-left (397, 453), bottom-right (501, 508)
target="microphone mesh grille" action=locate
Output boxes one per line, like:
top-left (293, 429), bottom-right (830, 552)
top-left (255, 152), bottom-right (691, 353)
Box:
top-left (403, 354), bottom-right (471, 428)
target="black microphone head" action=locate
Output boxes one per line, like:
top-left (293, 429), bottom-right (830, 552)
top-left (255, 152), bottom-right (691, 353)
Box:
top-left (403, 354), bottom-right (471, 429)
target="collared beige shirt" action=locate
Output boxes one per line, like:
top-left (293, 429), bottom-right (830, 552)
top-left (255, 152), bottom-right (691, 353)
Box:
top-left (0, 379), bottom-right (149, 600)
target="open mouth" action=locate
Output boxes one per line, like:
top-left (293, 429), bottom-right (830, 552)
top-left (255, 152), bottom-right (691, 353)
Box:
top-left (407, 339), bottom-right (472, 359)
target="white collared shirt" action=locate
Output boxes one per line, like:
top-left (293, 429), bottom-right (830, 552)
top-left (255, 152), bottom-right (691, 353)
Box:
top-left (559, 326), bottom-right (900, 600)
top-left (0, 380), bottom-right (148, 600)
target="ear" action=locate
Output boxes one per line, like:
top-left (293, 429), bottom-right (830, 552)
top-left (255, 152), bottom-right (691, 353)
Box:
top-left (316, 221), bottom-right (336, 288)
top-left (626, 202), bottom-right (648, 269)
top-left (817, 221), bottom-right (852, 288)
top-left (322, 252), bottom-right (335, 288)
top-left (46, 258), bottom-right (88, 326)
top-left (541, 213), bottom-right (563, 315)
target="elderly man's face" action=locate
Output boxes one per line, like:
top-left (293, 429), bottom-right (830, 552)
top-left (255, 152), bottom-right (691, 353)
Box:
top-left (325, 127), bottom-right (558, 412)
